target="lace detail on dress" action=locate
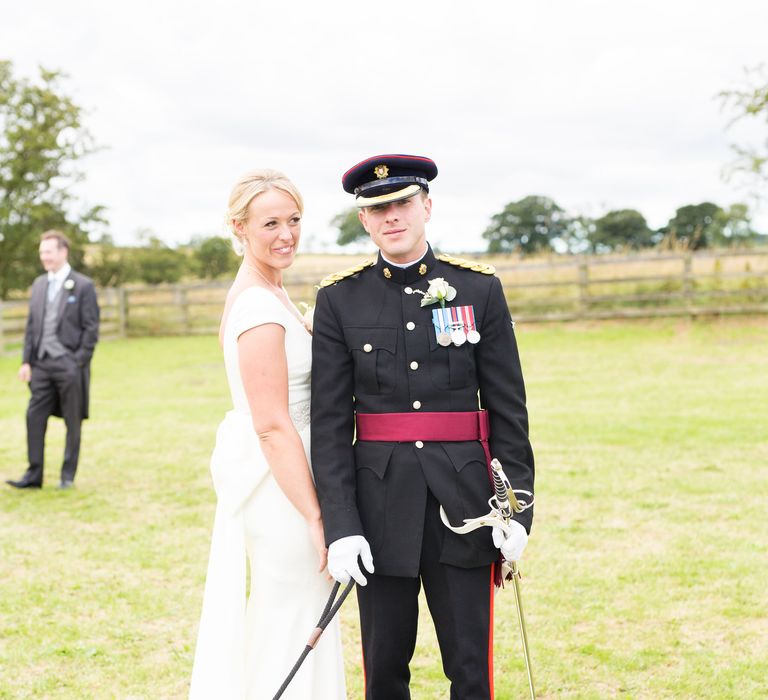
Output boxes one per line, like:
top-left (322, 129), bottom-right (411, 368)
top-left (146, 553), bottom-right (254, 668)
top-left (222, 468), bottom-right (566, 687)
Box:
top-left (289, 399), bottom-right (311, 431)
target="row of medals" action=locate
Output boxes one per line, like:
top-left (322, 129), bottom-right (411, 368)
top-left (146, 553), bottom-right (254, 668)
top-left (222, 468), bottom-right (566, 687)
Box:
top-left (404, 286), bottom-right (481, 348)
top-left (437, 322), bottom-right (481, 347)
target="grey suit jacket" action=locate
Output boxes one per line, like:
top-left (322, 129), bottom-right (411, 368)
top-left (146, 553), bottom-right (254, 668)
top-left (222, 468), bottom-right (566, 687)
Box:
top-left (23, 269), bottom-right (100, 418)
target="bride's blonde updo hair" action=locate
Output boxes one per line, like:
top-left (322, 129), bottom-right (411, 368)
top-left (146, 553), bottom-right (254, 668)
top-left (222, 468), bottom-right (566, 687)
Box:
top-left (226, 169), bottom-right (304, 256)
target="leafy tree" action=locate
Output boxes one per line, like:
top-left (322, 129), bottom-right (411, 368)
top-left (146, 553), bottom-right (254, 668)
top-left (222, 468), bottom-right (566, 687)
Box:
top-left (193, 235), bottom-right (238, 278)
top-left (720, 65), bottom-right (768, 192)
top-left (332, 207), bottom-right (368, 246)
top-left (712, 203), bottom-right (760, 245)
top-left (482, 195), bottom-right (572, 254)
top-left (659, 202), bottom-right (763, 249)
top-left (661, 202), bottom-right (723, 250)
top-left (590, 209), bottom-right (655, 252)
top-left (0, 61), bottom-right (102, 298)
top-left (132, 235), bottom-right (187, 284)
top-left (86, 234), bottom-right (136, 287)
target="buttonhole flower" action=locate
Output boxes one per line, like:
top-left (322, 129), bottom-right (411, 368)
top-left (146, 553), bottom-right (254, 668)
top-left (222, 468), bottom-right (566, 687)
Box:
top-left (299, 302), bottom-right (314, 333)
top-left (419, 277), bottom-right (457, 308)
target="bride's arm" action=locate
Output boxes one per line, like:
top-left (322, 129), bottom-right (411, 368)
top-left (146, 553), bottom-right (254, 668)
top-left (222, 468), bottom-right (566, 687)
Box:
top-left (238, 322), bottom-right (326, 570)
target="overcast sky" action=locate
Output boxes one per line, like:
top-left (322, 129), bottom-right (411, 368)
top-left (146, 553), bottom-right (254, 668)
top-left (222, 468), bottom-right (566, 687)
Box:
top-left (3, 0), bottom-right (767, 252)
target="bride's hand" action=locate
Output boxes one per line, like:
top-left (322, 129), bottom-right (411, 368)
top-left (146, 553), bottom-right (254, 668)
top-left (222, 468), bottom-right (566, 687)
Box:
top-left (308, 517), bottom-right (328, 573)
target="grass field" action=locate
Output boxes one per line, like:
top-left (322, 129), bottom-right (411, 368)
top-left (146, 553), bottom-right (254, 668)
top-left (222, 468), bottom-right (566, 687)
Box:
top-left (1, 319), bottom-right (767, 699)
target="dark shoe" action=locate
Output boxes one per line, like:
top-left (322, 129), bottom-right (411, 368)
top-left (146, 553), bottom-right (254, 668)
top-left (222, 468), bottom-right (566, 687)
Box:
top-left (57, 480), bottom-right (74, 490)
top-left (6, 476), bottom-right (43, 489)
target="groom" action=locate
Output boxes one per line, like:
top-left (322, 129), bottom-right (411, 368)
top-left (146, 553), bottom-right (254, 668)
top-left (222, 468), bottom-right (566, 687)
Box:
top-left (311, 154), bottom-right (535, 698)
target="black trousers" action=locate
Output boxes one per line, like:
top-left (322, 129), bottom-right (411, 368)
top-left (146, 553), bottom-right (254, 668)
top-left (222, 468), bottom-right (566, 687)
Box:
top-left (25, 354), bottom-right (83, 484)
top-left (357, 491), bottom-right (495, 700)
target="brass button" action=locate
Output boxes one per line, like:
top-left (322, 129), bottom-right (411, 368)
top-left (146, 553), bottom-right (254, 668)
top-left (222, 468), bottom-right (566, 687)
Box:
top-left (410, 361), bottom-right (419, 370)
top-left (415, 440), bottom-right (424, 449)
top-left (412, 400), bottom-right (422, 410)
top-left (406, 322), bottom-right (415, 331)
top-left (363, 343), bottom-right (373, 353)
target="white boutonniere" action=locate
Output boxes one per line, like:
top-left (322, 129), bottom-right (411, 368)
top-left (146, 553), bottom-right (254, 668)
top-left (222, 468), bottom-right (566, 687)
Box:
top-left (419, 277), bottom-right (457, 308)
top-left (299, 302), bottom-right (314, 334)
top-left (63, 279), bottom-right (75, 290)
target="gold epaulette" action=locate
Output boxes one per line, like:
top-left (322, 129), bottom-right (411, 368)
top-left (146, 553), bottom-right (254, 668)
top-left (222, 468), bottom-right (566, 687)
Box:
top-left (436, 254), bottom-right (496, 275)
top-left (319, 259), bottom-right (375, 287)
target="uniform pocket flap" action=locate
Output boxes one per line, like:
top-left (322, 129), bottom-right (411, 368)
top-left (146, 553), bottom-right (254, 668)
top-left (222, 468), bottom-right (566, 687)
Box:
top-left (440, 442), bottom-right (487, 473)
top-left (345, 326), bottom-right (398, 354)
top-left (354, 441), bottom-right (397, 479)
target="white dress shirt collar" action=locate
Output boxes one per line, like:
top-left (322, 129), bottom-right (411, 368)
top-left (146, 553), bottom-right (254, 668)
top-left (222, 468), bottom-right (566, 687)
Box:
top-left (48, 263), bottom-right (72, 283)
top-left (380, 244), bottom-right (429, 270)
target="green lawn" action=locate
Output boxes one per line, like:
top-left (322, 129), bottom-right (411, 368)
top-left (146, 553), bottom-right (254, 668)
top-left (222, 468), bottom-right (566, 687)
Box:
top-left (1, 320), bottom-right (766, 699)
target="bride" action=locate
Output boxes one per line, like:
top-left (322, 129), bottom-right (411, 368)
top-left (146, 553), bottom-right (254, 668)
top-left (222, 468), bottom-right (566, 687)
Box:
top-left (190, 170), bottom-right (346, 699)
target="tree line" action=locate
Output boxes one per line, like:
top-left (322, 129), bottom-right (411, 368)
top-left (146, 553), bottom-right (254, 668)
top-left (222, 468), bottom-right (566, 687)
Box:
top-left (2, 60), bottom-right (767, 298)
top-left (332, 197), bottom-right (764, 253)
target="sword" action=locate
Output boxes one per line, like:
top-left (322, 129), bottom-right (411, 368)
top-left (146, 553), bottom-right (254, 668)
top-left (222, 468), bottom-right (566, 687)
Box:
top-left (439, 458), bottom-right (536, 699)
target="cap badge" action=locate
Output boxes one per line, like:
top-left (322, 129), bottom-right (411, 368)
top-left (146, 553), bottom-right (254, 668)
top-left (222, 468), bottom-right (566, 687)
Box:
top-left (383, 267), bottom-right (392, 279)
top-left (374, 164), bottom-right (389, 179)
top-left (419, 264), bottom-right (427, 275)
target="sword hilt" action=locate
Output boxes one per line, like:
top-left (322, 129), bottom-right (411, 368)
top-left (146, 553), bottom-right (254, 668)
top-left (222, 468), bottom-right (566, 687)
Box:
top-left (490, 458), bottom-right (532, 517)
top-left (490, 458), bottom-right (513, 519)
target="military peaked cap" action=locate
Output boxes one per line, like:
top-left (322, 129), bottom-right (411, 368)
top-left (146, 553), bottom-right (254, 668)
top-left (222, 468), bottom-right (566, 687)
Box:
top-left (342, 154), bottom-right (438, 207)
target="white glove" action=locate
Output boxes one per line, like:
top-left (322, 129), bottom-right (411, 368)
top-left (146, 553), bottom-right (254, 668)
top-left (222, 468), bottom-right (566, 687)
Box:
top-left (327, 535), bottom-right (375, 586)
top-left (492, 520), bottom-right (528, 562)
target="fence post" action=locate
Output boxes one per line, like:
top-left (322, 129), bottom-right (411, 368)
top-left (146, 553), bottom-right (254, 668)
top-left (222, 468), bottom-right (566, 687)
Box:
top-left (176, 286), bottom-right (189, 334)
top-left (577, 261), bottom-right (590, 318)
top-left (117, 287), bottom-right (128, 338)
top-left (682, 252), bottom-right (693, 316)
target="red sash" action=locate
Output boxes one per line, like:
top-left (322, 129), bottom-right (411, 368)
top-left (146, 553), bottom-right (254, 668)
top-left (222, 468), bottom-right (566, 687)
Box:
top-left (355, 410), bottom-right (493, 466)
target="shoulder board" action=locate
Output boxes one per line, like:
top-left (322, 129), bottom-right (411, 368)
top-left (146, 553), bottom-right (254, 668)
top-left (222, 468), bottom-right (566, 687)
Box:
top-left (319, 259), bottom-right (375, 287)
top-left (436, 254), bottom-right (495, 275)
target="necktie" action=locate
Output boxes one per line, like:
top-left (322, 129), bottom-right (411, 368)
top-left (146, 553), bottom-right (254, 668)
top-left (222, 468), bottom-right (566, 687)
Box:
top-left (47, 278), bottom-right (58, 303)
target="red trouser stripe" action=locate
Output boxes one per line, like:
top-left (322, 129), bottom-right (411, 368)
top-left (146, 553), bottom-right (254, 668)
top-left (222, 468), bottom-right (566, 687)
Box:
top-left (489, 561), bottom-right (496, 699)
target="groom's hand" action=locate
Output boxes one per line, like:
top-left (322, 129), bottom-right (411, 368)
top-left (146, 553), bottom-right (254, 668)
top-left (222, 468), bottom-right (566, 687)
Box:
top-left (327, 535), bottom-right (375, 586)
top-left (492, 520), bottom-right (528, 562)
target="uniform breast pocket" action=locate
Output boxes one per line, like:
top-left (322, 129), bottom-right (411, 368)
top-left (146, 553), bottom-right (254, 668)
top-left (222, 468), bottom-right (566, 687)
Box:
top-left (428, 331), bottom-right (475, 389)
top-left (345, 327), bottom-right (398, 395)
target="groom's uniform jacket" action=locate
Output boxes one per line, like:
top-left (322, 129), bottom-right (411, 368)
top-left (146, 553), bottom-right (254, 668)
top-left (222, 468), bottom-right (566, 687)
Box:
top-left (311, 245), bottom-right (534, 577)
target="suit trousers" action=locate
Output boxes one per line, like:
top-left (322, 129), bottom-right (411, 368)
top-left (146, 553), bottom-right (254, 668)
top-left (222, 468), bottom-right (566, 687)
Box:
top-left (26, 354), bottom-right (83, 483)
top-left (356, 490), bottom-right (495, 700)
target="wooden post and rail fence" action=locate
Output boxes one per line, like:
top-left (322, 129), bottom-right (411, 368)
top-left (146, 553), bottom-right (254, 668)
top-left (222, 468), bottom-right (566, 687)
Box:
top-left (2, 248), bottom-right (767, 355)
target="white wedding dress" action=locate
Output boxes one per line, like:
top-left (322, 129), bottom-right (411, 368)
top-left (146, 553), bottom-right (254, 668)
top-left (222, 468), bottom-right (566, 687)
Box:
top-left (190, 286), bottom-right (346, 700)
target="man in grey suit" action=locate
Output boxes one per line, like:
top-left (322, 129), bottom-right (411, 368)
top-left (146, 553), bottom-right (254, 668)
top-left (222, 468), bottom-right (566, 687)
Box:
top-left (6, 230), bottom-right (100, 490)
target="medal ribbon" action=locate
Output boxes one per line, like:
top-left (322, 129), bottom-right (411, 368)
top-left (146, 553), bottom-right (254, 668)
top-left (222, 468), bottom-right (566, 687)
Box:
top-left (453, 306), bottom-right (471, 334)
top-left (458, 305), bottom-right (468, 333)
top-left (466, 305), bottom-right (476, 333)
top-left (432, 308), bottom-right (446, 341)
